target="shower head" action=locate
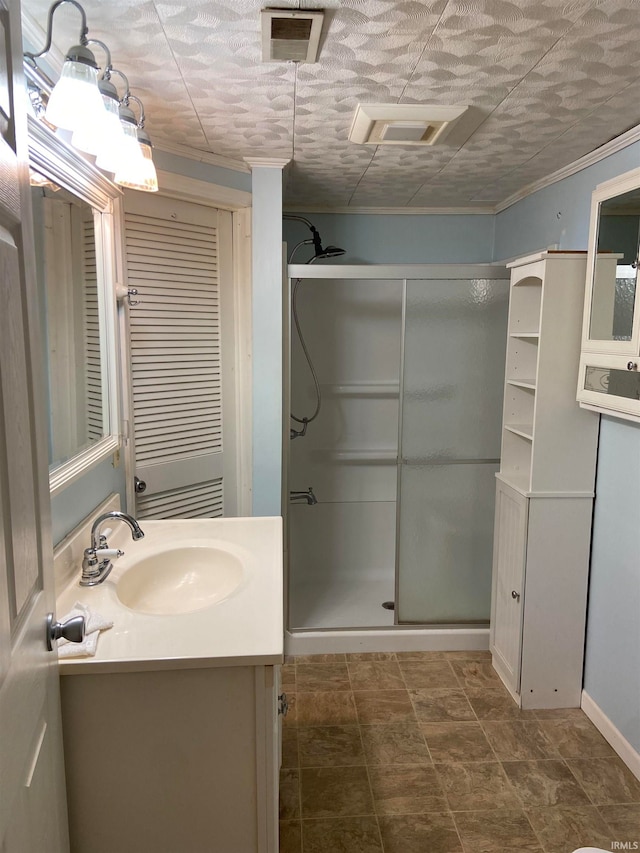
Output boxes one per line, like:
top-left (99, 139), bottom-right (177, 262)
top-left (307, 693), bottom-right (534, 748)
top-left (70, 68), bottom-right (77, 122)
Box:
top-left (315, 245), bottom-right (346, 259)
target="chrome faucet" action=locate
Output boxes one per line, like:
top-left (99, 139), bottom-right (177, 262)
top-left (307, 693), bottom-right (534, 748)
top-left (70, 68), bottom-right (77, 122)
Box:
top-left (289, 487), bottom-right (317, 506)
top-left (80, 511), bottom-right (145, 587)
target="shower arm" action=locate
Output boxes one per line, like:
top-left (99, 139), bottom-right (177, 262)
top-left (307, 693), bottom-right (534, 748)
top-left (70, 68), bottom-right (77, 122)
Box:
top-left (283, 214), bottom-right (323, 257)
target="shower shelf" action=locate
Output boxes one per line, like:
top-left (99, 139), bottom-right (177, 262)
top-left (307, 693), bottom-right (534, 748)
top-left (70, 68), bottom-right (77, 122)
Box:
top-left (322, 382), bottom-right (400, 398)
top-left (504, 423), bottom-right (534, 441)
top-left (313, 448), bottom-right (398, 463)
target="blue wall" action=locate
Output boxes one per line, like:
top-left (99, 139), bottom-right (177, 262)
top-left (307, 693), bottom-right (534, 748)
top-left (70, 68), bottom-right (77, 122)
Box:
top-left (284, 212), bottom-right (494, 264)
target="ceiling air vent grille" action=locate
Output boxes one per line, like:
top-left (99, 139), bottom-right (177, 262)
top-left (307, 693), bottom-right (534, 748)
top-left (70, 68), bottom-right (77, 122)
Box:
top-left (349, 104), bottom-right (469, 146)
top-left (261, 9), bottom-right (324, 63)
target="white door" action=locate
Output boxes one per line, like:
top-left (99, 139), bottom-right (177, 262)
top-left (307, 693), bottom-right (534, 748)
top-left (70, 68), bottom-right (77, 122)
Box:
top-left (123, 193), bottom-right (236, 519)
top-left (0, 1), bottom-right (69, 849)
top-left (490, 480), bottom-right (528, 694)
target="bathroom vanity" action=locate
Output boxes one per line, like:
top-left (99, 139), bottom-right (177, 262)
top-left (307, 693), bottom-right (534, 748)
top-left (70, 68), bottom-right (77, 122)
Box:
top-left (54, 506), bottom-right (284, 853)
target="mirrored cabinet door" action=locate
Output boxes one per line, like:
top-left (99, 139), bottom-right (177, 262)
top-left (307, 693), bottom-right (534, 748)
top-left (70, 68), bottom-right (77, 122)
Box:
top-left (582, 168), bottom-right (640, 355)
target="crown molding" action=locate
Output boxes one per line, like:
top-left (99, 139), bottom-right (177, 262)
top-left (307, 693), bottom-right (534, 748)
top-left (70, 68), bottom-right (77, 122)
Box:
top-left (283, 205), bottom-right (494, 215)
top-left (156, 169), bottom-right (251, 210)
top-left (154, 140), bottom-right (250, 174)
top-left (243, 157), bottom-right (291, 170)
top-left (495, 123), bottom-right (640, 213)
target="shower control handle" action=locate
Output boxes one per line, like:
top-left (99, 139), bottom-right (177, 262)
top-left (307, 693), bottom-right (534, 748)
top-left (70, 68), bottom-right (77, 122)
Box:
top-left (511, 590), bottom-right (521, 602)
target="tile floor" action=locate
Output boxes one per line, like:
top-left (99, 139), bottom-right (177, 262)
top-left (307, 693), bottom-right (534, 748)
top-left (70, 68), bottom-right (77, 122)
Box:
top-left (279, 651), bottom-right (640, 853)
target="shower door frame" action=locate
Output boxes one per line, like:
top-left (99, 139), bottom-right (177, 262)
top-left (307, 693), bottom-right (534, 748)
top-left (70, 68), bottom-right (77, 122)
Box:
top-left (285, 264), bottom-right (509, 636)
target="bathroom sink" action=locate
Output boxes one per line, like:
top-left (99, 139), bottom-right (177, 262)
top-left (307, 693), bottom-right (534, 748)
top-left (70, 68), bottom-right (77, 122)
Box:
top-left (115, 543), bottom-right (244, 615)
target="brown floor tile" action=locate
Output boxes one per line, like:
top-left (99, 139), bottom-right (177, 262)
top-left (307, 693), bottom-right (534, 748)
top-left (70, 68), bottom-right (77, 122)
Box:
top-left (348, 661), bottom-right (405, 690)
top-left (502, 759), bottom-right (591, 807)
top-left (482, 721), bottom-right (560, 761)
top-left (369, 765), bottom-right (447, 814)
top-left (437, 761), bottom-right (521, 811)
top-left (598, 803), bottom-right (640, 841)
top-left (360, 721), bottom-right (432, 765)
top-left (398, 660), bottom-right (460, 688)
top-left (566, 758), bottom-right (640, 805)
top-left (280, 768), bottom-right (300, 820)
top-left (301, 816), bottom-right (383, 852)
top-left (300, 766), bottom-right (374, 818)
top-left (282, 728), bottom-right (299, 768)
top-left (296, 662), bottom-right (350, 691)
top-left (444, 650), bottom-right (492, 661)
top-left (347, 652), bottom-right (396, 661)
top-left (538, 717), bottom-right (618, 759)
top-left (449, 660), bottom-right (503, 689)
top-left (410, 688), bottom-right (476, 722)
top-left (378, 812), bottom-right (463, 853)
top-left (294, 654), bottom-right (347, 663)
top-left (466, 687), bottom-right (535, 721)
top-left (279, 820), bottom-right (302, 853)
top-left (454, 808), bottom-right (541, 852)
top-left (297, 725), bottom-right (365, 768)
top-left (296, 691), bottom-right (358, 727)
top-left (396, 650), bottom-right (447, 661)
top-left (526, 804), bottom-right (614, 852)
top-left (421, 721), bottom-right (495, 763)
top-left (533, 707), bottom-right (586, 720)
top-left (354, 689), bottom-right (416, 724)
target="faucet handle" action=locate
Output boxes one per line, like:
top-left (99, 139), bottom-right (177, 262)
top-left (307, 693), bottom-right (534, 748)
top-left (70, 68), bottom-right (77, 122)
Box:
top-left (95, 548), bottom-right (124, 560)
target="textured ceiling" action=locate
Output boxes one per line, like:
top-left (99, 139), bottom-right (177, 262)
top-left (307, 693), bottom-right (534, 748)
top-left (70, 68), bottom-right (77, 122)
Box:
top-left (21, 0), bottom-right (640, 209)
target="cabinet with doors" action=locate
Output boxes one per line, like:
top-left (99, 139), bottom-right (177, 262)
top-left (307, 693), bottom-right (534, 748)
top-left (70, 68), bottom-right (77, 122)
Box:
top-left (490, 252), bottom-right (600, 709)
top-left (577, 167), bottom-right (640, 421)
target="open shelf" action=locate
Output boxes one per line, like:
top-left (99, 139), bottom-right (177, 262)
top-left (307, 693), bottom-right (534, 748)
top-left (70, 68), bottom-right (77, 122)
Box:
top-left (506, 380), bottom-right (536, 390)
top-left (506, 336), bottom-right (539, 387)
top-left (504, 423), bottom-right (534, 441)
top-left (509, 333), bottom-right (540, 340)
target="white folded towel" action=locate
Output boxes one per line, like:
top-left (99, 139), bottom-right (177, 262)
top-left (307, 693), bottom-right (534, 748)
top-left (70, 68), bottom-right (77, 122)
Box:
top-left (57, 601), bottom-right (113, 658)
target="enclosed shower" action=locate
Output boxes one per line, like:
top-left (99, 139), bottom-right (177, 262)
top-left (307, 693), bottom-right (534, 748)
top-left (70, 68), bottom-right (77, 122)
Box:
top-left (285, 262), bottom-right (510, 654)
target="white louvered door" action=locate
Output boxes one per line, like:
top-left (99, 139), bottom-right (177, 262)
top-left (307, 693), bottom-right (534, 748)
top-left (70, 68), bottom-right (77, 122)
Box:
top-left (123, 193), bottom-right (233, 519)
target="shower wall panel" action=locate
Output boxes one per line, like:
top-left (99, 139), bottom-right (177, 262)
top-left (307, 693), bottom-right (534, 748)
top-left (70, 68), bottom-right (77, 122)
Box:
top-left (289, 279), bottom-right (402, 629)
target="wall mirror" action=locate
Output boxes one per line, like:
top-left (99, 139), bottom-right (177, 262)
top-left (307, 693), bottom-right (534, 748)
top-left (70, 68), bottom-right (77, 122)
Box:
top-left (28, 115), bottom-right (122, 495)
top-left (584, 168), bottom-right (640, 352)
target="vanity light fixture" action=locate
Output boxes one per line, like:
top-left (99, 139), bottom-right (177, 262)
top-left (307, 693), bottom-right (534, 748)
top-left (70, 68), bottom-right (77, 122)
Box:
top-left (24, 0), bottom-right (157, 193)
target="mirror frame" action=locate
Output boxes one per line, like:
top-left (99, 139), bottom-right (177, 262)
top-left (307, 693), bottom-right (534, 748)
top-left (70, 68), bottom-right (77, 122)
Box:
top-left (28, 115), bottom-right (122, 495)
top-left (581, 165), bottom-right (640, 357)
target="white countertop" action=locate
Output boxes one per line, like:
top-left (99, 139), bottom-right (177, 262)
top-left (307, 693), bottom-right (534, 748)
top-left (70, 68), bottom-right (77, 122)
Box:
top-left (55, 516), bottom-right (284, 675)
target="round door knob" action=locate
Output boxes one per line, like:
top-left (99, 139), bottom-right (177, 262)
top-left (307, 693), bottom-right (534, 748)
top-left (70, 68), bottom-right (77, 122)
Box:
top-left (134, 476), bottom-right (147, 494)
top-left (511, 590), bottom-right (521, 602)
top-left (627, 362), bottom-right (637, 371)
top-left (46, 613), bottom-right (86, 651)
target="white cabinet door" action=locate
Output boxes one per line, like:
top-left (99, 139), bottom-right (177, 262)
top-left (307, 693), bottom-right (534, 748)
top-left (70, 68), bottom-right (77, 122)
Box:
top-left (490, 480), bottom-right (528, 694)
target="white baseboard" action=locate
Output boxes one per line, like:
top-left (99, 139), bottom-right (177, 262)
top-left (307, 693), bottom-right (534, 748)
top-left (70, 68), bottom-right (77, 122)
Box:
top-left (581, 690), bottom-right (640, 781)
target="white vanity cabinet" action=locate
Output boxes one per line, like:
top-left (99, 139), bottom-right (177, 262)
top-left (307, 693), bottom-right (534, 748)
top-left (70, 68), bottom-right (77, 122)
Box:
top-left (577, 167), bottom-right (640, 421)
top-left (491, 252), bottom-right (599, 709)
top-left (60, 662), bottom-right (283, 853)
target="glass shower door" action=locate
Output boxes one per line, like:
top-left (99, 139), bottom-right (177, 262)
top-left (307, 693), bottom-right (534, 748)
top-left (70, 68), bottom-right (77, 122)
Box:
top-left (396, 277), bottom-right (509, 623)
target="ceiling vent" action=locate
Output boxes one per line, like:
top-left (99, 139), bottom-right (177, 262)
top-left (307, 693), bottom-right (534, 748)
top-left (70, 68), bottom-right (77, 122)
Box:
top-left (349, 104), bottom-right (469, 146)
top-left (261, 9), bottom-right (324, 63)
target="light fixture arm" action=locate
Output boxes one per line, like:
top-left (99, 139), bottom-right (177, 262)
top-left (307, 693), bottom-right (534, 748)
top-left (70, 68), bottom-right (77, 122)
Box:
top-left (24, 0), bottom-right (89, 64)
top-left (107, 68), bottom-right (130, 103)
top-left (127, 94), bottom-right (146, 128)
top-left (86, 39), bottom-right (112, 76)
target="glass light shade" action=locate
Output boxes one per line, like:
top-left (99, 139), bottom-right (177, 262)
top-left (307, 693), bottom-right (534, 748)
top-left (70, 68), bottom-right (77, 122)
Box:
top-left (73, 90), bottom-right (125, 156)
top-left (45, 58), bottom-right (105, 133)
top-left (114, 124), bottom-right (156, 191)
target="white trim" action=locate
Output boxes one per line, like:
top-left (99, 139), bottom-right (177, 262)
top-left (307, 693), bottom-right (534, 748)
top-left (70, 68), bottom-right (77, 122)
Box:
top-left (495, 124), bottom-right (640, 213)
top-left (49, 435), bottom-right (120, 497)
top-left (233, 207), bottom-right (254, 516)
top-left (285, 627), bottom-right (490, 656)
top-left (288, 263), bottom-right (509, 280)
top-left (154, 141), bottom-right (250, 175)
top-left (244, 157), bottom-right (290, 170)
top-left (581, 690), bottom-right (640, 782)
top-left (155, 170), bottom-right (251, 211)
top-left (283, 205), bottom-right (494, 215)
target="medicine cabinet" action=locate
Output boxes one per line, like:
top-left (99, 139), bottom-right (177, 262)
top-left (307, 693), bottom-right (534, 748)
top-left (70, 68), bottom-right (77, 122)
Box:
top-left (578, 167), bottom-right (640, 421)
top-left (28, 115), bottom-right (122, 494)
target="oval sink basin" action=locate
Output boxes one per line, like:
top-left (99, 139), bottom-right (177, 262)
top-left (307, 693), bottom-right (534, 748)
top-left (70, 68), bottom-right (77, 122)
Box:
top-left (116, 545), bottom-right (244, 615)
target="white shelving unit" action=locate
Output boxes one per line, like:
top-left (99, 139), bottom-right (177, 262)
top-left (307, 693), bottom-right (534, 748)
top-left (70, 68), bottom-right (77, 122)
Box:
top-left (491, 251), bottom-right (600, 709)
